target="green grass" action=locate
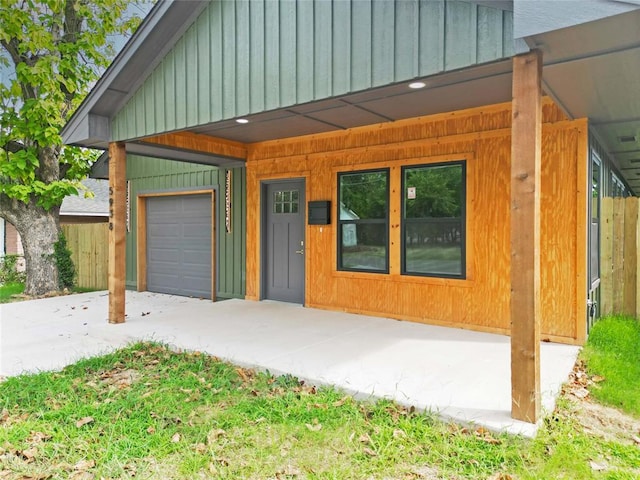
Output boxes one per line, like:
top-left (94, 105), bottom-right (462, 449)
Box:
top-left (581, 315), bottom-right (640, 416)
top-left (1, 342), bottom-right (639, 479)
top-left (0, 282), bottom-right (24, 303)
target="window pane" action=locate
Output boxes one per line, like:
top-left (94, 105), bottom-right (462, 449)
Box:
top-left (338, 169), bottom-right (388, 272)
top-left (402, 162), bottom-right (465, 277)
top-left (340, 223), bottom-right (387, 271)
top-left (405, 222), bottom-right (462, 276)
top-left (404, 164), bottom-right (463, 219)
top-left (339, 171), bottom-right (388, 220)
top-left (291, 202), bottom-right (298, 213)
top-left (274, 203), bottom-right (282, 214)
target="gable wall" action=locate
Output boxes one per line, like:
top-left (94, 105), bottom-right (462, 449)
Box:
top-left (113, 0), bottom-right (514, 141)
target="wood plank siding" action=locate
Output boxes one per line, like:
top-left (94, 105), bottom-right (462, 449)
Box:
top-left (125, 156), bottom-right (246, 299)
top-left (246, 99), bottom-right (588, 344)
top-left (112, 0), bottom-right (515, 141)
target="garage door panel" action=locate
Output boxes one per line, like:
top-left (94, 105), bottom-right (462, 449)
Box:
top-left (146, 194), bottom-right (212, 299)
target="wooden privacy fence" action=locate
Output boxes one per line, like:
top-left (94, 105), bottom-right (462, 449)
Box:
top-left (62, 223), bottom-right (108, 290)
top-left (600, 197), bottom-right (640, 316)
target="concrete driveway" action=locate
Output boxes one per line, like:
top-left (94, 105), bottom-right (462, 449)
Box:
top-left (0, 291), bottom-right (580, 437)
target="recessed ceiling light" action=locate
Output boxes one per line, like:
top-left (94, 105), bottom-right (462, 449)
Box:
top-left (236, 118), bottom-right (249, 124)
top-left (618, 135), bottom-right (636, 143)
top-left (408, 81), bottom-right (426, 89)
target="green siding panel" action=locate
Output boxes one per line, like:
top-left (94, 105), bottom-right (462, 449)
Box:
top-left (125, 155), bottom-right (246, 299)
top-left (113, 0), bottom-right (514, 141)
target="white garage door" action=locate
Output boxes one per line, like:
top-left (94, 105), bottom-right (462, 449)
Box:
top-left (146, 194), bottom-right (212, 299)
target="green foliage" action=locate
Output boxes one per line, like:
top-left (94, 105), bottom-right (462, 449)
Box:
top-left (0, 281), bottom-right (25, 302)
top-left (0, 253), bottom-right (25, 284)
top-left (53, 232), bottom-right (75, 289)
top-left (581, 315), bottom-right (640, 416)
top-left (0, 0), bottom-right (143, 210)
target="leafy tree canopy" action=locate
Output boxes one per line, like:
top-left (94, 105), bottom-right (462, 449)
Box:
top-left (0, 0), bottom-right (142, 210)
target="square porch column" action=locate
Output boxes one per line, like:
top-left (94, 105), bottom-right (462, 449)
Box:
top-left (510, 50), bottom-right (542, 423)
top-left (108, 141), bottom-right (127, 324)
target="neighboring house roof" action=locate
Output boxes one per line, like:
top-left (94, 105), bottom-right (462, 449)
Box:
top-left (60, 179), bottom-right (109, 217)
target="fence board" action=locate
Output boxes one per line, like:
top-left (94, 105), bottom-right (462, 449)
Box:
top-left (600, 197), bottom-right (613, 315)
top-left (600, 197), bottom-right (640, 317)
top-left (623, 198), bottom-right (638, 315)
top-left (612, 198), bottom-right (625, 312)
top-left (62, 223), bottom-right (108, 290)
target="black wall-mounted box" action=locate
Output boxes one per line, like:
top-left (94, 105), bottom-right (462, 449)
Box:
top-left (308, 200), bottom-right (331, 225)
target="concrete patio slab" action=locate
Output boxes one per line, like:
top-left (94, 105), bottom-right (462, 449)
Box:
top-left (0, 291), bottom-right (580, 437)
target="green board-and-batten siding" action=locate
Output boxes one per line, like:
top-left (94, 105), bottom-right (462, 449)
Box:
top-left (113, 0), bottom-right (515, 141)
top-left (125, 155), bottom-right (246, 300)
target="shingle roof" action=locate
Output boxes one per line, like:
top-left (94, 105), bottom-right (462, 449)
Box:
top-left (60, 178), bottom-right (109, 217)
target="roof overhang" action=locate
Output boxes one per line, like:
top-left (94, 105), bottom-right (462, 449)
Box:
top-left (518, 5), bottom-right (640, 193)
top-left (62, 0), bottom-right (209, 146)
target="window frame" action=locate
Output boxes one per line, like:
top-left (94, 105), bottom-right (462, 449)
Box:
top-left (400, 160), bottom-right (467, 279)
top-left (337, 168), bottom-right (390, 274)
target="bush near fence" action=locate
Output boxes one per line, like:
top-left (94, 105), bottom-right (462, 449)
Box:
top-left (62, 223), bottom-right (108, 290)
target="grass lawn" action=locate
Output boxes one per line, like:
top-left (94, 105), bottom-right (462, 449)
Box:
top-left (0, 321), bottom-right (639, 479)
top-left (581, 315), bottom-right (640, 416)
top-left (0, 282), bottom-right (24, 303)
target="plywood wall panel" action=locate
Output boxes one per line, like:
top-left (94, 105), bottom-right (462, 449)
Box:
top-left (246, 100), bottom-right (587, 343)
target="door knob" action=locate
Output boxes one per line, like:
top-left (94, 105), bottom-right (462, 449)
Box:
top-left (295, 249), bottom-right (304, 255)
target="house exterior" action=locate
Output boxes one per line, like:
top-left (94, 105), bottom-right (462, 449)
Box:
top-left (62, 0), bottom-right (640, 423)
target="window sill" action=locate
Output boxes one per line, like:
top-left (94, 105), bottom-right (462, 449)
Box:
top-left (332, 270), bottom-right (474, 288)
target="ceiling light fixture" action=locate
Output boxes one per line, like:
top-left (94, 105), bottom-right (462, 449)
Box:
top-left (236, 118), bottom-right (249, 124)
top-left (408, 81), bottom-right (426, 89)
top-left (618, 135), bottom-right (637, 143)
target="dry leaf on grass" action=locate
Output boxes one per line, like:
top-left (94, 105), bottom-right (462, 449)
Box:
top-left (19, 446), bottom-right (38, 462)
top-left (276, 464), bottom-right (301, 478)
top-left (69, 472), bottom-right (94, 480)
top-left (305, 419), bottom-right (322, 432)
top-left (363, 447), bottom-right (378, 457)
top-left (487, 474), bottom-right (514, 480)
top-left (332, 396), bottom-right (351, 407)
top-left (73, 459), bottom-right (95, 471)
top-left (589, 460), bottom-right (607, 471)
top-left (75, 417), bottom-right (94, 428)
top-left (171, 433), bottom-right (181, 443)
top-left (27, 431), bottom-right (52, 444)
top-left (206, 428), bottom-right (226, 445)
top-left (632, 434), bottom-right (640, 445)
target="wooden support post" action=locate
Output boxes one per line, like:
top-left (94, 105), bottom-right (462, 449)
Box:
top-left (108, 142), bottom-right (127, 324)
top-left (510, 50), bottom-right (542, 423)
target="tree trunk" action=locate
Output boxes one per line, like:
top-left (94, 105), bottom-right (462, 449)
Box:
top-left (13, 206), bottom-right (60, 296)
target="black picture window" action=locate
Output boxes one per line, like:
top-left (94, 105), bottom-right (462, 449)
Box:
top-left (338, 169), bottom-right (389, 273)
top-left (402, 162), bottom-right (466, 278)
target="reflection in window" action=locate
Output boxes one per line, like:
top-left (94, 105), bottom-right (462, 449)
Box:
top-left (402, 162), bottom-right (465, 277)
top-left (338, 169), bottom-right (389, 273)
top-left (273, 190), bottom-right (299, 214)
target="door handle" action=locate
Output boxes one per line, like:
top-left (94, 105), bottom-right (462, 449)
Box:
top-left (295, 249), bottom-right (304, 255)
